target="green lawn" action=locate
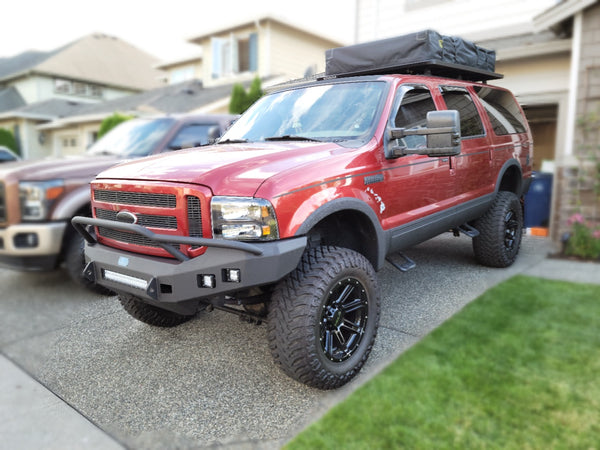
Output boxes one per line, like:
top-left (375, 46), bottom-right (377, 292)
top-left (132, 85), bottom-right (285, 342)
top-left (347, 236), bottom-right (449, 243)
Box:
top-left (287, 275), bottom-right (600, 449)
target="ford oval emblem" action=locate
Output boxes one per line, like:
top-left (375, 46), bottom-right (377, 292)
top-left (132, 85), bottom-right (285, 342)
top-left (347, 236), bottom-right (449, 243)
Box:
top-left (116, 210), bottom-right (138, 224)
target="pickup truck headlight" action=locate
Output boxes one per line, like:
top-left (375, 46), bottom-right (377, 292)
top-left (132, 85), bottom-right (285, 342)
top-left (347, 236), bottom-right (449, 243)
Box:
top-left (19, 180), bottom-right (65, 221)
top-left (211, 197), bottom-right (279, 241)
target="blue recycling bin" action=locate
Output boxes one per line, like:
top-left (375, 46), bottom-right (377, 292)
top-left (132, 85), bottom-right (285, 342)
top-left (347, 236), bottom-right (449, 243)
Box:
top-left (524, 172), bottom-right (553, 228)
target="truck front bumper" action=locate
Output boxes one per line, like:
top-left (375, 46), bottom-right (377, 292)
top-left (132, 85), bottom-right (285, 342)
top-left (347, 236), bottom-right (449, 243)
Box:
top-left (72, 216), bottom-right (307, 308)
top-left (0, 222), bottom-right (67, 270)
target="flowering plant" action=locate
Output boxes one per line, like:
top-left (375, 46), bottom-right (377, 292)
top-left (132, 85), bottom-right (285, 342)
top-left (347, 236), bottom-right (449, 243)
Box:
top-left (564, 214), bottom-right (600, 260)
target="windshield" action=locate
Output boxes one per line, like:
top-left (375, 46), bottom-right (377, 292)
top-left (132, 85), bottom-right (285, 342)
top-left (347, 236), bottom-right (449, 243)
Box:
top-left (87, 118), bottom-right (175, 157)
top-left (219, 81), bottom-right (387, 144)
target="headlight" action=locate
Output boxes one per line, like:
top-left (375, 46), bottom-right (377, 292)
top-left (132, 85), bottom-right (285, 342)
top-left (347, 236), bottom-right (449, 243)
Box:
top-left (19, 180), bottom-right (65, 221)
top-left (211, 196), bottom-right (279, 241)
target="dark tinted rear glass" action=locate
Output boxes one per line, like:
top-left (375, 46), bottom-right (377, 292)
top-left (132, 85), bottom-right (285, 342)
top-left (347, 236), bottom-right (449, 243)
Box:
top-left (474, 86), bottom-right (527, 135)
top-left (441, 87), bottom-right (484, 137)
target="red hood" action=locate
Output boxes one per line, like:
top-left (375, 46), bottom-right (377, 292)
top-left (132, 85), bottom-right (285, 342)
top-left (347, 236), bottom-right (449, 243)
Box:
top-left (96, 142), bottom-right (348, 196)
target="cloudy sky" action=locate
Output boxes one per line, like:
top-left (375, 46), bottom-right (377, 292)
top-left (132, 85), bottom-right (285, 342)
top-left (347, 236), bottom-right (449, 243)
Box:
top-left (2, 0), bottom-right (356, 61)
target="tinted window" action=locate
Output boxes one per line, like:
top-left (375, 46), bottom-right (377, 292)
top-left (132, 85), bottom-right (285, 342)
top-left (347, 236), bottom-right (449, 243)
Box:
top-left (394, 87), bottom-right (436, 148)
top-left (220, 81), bottom-right (386, 143)
top-left (441, 87), bottom-right (484, 137)
top-left (474, 86), bottom-right (527, 135)
top-left (168, 124), bottom-right (219, 150)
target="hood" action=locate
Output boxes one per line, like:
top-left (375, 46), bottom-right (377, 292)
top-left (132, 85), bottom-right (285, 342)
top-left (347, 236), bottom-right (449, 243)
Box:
top-left (96, 142), bottom-right (348, 196)
top-left (0, 155), bottom-right (121, 184)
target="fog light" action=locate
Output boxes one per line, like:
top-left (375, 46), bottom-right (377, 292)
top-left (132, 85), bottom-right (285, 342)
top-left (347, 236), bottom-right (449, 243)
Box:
top-left (198, 274), bottom-right (216, 288)
top-left (222, 268), bottom-right (241, 283)
top-left (14, 233), bottom-right (39, 248)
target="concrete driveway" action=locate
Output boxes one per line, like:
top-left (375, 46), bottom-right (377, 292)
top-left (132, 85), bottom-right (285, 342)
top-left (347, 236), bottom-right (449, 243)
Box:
top-left (0, 235), bottom-right (564, 448)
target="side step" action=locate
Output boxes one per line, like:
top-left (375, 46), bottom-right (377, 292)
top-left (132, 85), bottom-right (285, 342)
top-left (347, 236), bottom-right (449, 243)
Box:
top-left (453, 223), bottom-right (480, 238)
top-left (386, 252), bottom-right (416, 273)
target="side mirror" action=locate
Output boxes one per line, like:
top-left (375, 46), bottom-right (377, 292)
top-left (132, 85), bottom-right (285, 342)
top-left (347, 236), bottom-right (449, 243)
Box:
top-left (388, 110), bottom-right (461, 158)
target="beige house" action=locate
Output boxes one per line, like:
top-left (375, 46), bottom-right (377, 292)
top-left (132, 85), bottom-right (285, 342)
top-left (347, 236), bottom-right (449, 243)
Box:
top-left (155, 54), bottom-right (204, 85)
top-left (187, 16), bottom-right (342, 90)
top-left (0, 33), bottom-right (165, 159)
top-left (355, 0), bottom-right (600, 244)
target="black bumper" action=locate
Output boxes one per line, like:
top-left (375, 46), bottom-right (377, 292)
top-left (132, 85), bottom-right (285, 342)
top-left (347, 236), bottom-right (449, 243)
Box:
top-left (72, 216), bottom-right (307, 306)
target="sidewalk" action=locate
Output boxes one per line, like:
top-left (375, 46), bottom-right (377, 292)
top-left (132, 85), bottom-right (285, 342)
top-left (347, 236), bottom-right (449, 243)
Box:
top-left (1, 238), bottom-right (598, 449)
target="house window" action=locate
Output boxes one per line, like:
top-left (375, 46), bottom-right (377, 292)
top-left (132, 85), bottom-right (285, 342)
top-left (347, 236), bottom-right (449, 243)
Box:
top-left (170, 66), bottom-right (196, 84)
top-left (212, 33), bottom-right (258, 79)
top-left (54, 78), bottom-right (103, 98)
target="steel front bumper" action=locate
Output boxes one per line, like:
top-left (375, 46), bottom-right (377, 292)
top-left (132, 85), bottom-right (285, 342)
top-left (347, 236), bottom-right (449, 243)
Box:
top-left (72, 216), bottom-right (307, 306)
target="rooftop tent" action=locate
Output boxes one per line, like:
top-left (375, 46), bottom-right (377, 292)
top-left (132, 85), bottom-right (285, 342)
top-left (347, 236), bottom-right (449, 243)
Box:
top-left (325, 30), bottom-right (501, 82)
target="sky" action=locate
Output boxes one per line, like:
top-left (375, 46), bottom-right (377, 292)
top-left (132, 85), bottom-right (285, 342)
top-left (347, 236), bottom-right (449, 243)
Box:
top-left (1, 0), bottom-right (356, 62)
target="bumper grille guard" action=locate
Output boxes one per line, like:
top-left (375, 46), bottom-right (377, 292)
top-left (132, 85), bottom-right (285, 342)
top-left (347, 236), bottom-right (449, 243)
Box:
top-left (71, 216), bottom-right (264, 262)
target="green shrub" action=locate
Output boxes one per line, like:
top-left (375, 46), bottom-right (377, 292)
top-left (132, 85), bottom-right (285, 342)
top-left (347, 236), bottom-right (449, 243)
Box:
top-left (98, 113), bottom-right (134, 139)
top-left (229, 77), bottom-right (263, 114)
top-left (0, 128), bottom-right (18, 154)
top-left (564, 213), bottom-right (600, 259)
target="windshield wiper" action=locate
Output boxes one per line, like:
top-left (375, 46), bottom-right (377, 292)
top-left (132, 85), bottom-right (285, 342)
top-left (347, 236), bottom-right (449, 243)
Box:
top-left (264, 135), bottom-right (321, 142)
top-left (217, 138), bottom-right (249, 144)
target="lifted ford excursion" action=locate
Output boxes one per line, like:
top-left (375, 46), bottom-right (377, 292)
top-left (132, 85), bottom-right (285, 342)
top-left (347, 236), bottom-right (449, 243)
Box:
top-left (74, 31), bottom-right (533, 388)
top-left (0, 114), bottom-right (236, 291)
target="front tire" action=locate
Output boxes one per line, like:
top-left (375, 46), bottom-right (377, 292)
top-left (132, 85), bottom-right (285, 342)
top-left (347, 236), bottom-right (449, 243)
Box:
top-left (64, 233), bottom-right (114, 295)
top-left (119, 293), bottom-right (195, 327)
top-left (472, 191), bottom-right (523, 268)
top-left (267, 246), bottom-right (380, 389)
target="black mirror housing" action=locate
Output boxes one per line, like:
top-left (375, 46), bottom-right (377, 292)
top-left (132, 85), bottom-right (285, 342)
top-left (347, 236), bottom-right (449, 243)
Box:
top-left (388, 110), bottom-right (461, 158)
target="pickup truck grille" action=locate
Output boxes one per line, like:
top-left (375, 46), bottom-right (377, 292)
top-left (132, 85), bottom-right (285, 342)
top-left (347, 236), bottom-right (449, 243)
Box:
top-left (92, 186), bottom-right (206, 257)
top-left (0, 182), bottom-right (5, 222)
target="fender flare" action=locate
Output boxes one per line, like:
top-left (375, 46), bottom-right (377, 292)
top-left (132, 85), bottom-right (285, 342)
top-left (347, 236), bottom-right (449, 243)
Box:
top-left (294, 197), bottom-right (389, 270)
top-left (495, 158), bottom-right (524, 196)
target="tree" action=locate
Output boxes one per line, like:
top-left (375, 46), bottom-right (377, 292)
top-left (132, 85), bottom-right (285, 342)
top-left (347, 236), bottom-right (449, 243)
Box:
top-left (228, 77), bottom-right (264, 114)
top-left (98, 113), bottom-right (134, 139)
top-left (0, 128), bottom-right (18, 155)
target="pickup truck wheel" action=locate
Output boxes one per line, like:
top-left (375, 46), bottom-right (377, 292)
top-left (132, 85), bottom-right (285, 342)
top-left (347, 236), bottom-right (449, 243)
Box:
top-left (267, 246), bottom-right (380, 389)
top-left (65, 233), bottom-right (114, 295)
top-left (119, 293), bottom-right (194, 327)
top-left (472, 191), bottom-right (523, 268)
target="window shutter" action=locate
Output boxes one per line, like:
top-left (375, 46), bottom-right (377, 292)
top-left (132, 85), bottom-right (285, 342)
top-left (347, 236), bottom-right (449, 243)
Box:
top-left (212, 38), bottom-right (222, 78)
top-left (249, 33), bottom-right (258, 72)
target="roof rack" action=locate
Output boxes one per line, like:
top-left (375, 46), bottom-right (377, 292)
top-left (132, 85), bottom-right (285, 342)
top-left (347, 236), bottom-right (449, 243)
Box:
top-left (325, 30), bottom-right (503, 82)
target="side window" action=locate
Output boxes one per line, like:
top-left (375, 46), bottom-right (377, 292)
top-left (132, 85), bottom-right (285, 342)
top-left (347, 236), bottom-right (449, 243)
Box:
top-left (168, 124), bottom-right (219, 150)
top-left (473, 86), bottom-right (527, 135)
top-left (394, 87), bottom-right (437, 148)
top-left (440, 87), bottom-right (484, 137)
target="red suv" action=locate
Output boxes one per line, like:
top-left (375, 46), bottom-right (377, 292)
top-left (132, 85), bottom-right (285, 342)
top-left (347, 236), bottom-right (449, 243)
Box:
top-left (74, 31), bottom-right (533, 389)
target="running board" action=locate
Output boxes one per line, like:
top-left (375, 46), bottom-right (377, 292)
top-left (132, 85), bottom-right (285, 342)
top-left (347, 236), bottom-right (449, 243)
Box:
top-left (386, 252), bottom-right (416, 272)
top-left (453, 223), bottom-right (480, 238)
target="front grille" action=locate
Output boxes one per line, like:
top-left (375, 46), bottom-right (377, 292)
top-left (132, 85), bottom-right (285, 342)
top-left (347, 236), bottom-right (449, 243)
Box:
top-left (0, 183), bottom-right (6, 222)
top-left (94, 190), bottom-right (177, 208)
top-left (93, 187), bottom-right (208, 257)
top-left (95, 208), bottom-right (177, 229)
top-left (98, 227), bottom-right (162, 248)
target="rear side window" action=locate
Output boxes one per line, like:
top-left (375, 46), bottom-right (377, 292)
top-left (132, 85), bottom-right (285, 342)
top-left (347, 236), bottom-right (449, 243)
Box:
top-left (440, 87), bottom-right (484, 137)
top-left (474, 86), bottom-right (527, 135)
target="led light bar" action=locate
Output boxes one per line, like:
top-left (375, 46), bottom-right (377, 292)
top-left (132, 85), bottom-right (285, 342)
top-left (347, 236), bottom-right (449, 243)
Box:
top-left (103, 270), bottom-right (148, 290)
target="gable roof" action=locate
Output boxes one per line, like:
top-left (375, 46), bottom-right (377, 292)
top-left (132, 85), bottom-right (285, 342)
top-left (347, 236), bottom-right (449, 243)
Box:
top-left (0, 33), bottom-right (165, 91)
top-left (188, 15), bottom-right (343, 47)
top-left (0, 87), bottom-right (26, 113)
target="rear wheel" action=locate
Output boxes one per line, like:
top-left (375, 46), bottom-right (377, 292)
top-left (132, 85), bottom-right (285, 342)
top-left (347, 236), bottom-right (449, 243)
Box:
top-left (472, 191), bottom-right (523, 268)
top-left (119, 293), bottom-right (195, 327)
top-left (267, 246), bottom-right (380, 389)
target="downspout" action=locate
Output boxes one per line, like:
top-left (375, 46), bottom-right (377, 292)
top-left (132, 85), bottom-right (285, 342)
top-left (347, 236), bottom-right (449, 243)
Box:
top-left (564, 11), bottom-right (583, 158)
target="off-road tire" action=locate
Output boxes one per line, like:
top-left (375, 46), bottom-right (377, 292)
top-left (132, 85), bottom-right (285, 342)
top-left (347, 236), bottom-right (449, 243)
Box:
top-left (267, 246), bottom-right (380, 389)
top-left (472, 191), bottom-right (523, 268)
top-left (119, 293), bottom-right (195, 327)
top-left (65, 233), bottom-right (114, 295)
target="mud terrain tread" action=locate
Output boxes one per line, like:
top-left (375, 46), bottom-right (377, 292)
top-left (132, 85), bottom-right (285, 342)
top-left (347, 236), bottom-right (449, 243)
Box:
top-left (472, 191), bottom-right (523, 268)
top-left (267, 246), bottom-right (380, 389)
top-left (119, 293), bottom-right (194, 327)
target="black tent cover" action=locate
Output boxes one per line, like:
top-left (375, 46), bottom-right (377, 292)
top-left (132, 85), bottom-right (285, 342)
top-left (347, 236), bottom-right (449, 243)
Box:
top-left (325, 30), bottom-right (502, 82)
